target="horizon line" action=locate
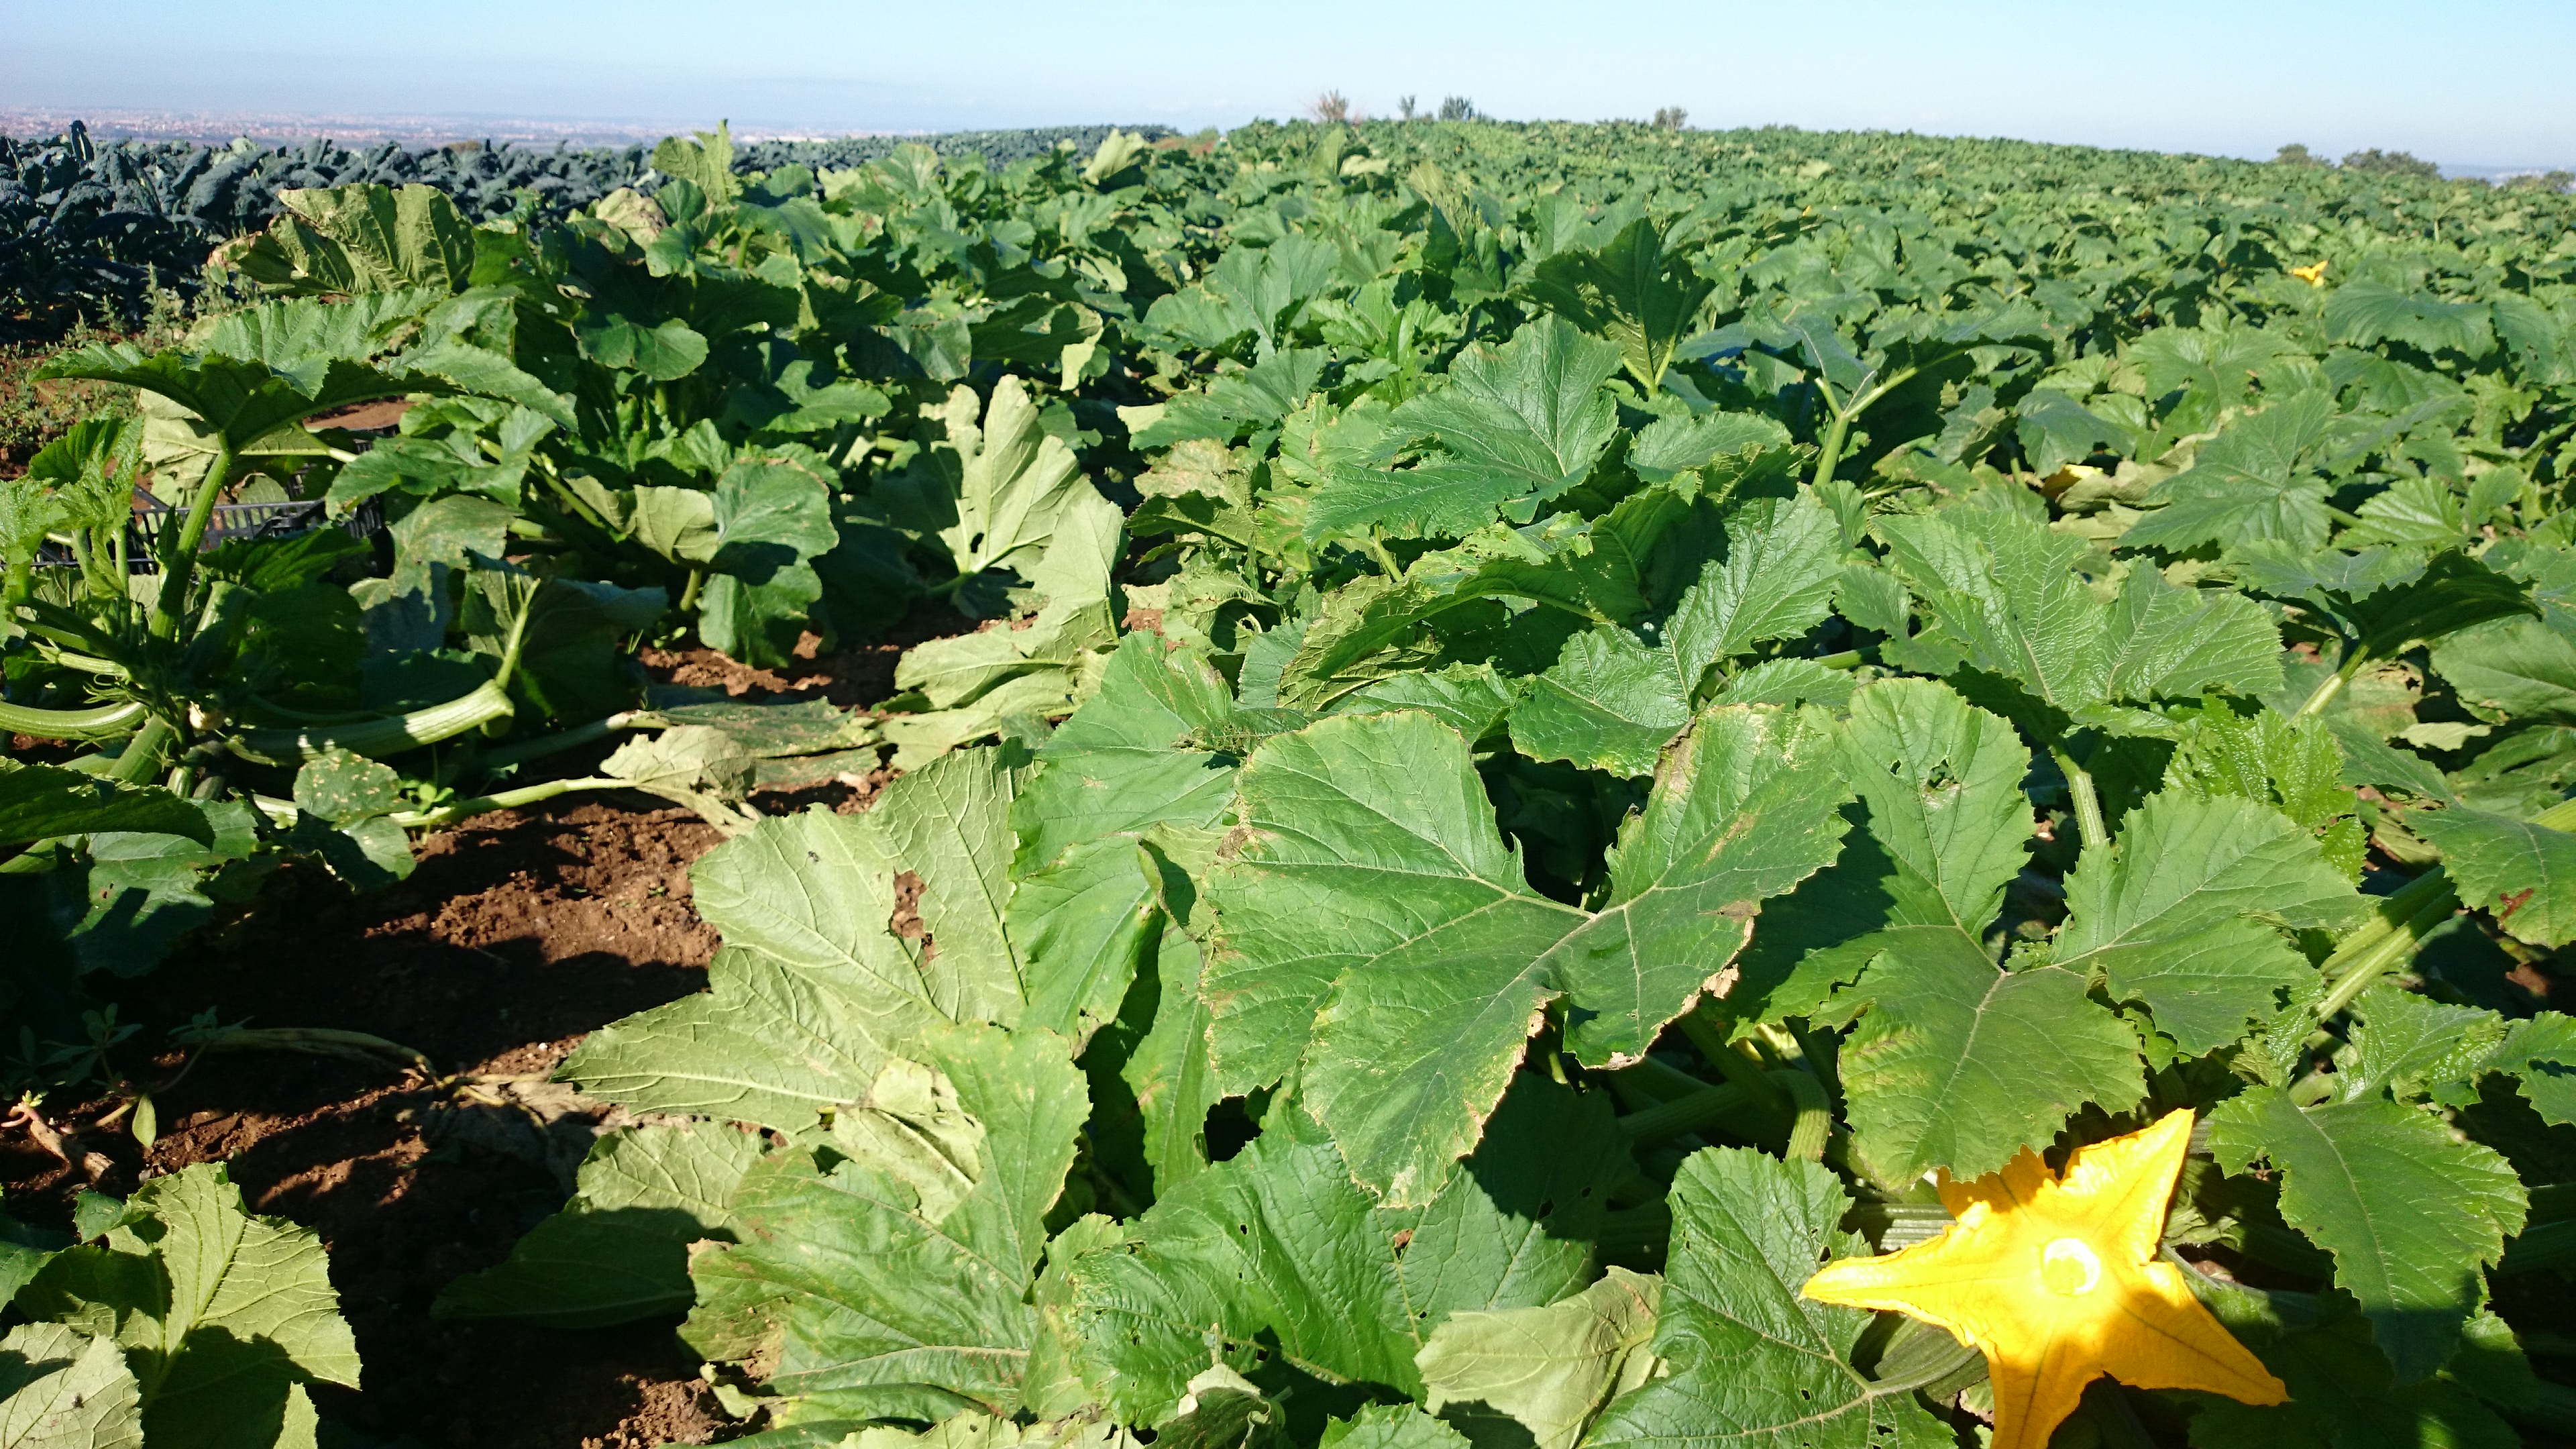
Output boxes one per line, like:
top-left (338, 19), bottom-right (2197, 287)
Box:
top-left (3, 106), bottom-right (2567, 178)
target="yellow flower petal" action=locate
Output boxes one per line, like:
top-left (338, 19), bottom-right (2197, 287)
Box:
top-left (1803, 1109), bottom-right (2285, 1449)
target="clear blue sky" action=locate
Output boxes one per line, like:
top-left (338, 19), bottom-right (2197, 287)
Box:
top-left (5, 0), bottom-right (2569, 168)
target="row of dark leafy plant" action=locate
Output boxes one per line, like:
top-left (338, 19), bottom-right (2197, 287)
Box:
top-left (1, 121), bottom-right (1182, 340)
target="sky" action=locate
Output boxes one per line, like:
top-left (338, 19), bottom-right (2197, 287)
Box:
top-left (4, 0), bottom-right (2571, 170)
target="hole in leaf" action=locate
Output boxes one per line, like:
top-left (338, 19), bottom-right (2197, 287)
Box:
top-left (1204, 1095), bottom-right (1263, 1163)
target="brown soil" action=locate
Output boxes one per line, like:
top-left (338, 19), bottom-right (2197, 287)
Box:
top-left (3, 800), bottom-right (743, 1448)
top-left (641, 600), bottom-right (964, 710)
top-left (0, 600), bottom-right (981, 1444)
top-left (309, 398), bottom-right (415, 433)
top-left (0, 794), bottom-right (752, 1433)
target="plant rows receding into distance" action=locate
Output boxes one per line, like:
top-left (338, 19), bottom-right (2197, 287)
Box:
top-left (0, 120), bottom-right (1180, 339)
top-left (3, 115), bottom-right (2576, 1447)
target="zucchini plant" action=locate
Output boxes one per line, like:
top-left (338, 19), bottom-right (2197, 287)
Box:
top-left (9, 118), bottom-right (2576, 1449)
top-left (429, 119), bottom-right (2576, 1449)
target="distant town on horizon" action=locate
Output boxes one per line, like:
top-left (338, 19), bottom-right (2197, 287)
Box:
top-left (2, 105), bottom-right (2563, 181)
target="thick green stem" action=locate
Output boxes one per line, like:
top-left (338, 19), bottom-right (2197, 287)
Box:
top-left (46, 650), bottom-right (126, 679)
top-left (1617, 1082), bottom-right (1754, 1146)
top-left (105, 716), bottom-right (176, 784)
top-left (0, 698), bottom-right (147, 740)
top-left (239, 697), bottom-right (394, 727)
top-left (229, 585), bottom-right (538, 763)
top-left (1680, 1006), bottom-right (1792, 1118)
top-left (1781, 1071), bottom-right (1833, 1162)
top-left (178, 581), bottom-right (246, 680)
top-left (2310, 796), bottom-right (2576, 1024)
top-left (2291, 647), bottom-right (2371, 722)
top-left (2312, 873), bottom-right (2460, 1022)
top-left (253, 775), bottom-right (625, 835)
top-left (677, 566), bottom-right (707, 614)
top-left (68, 529), bottom-right (109, 600)
top-left (390, 776), bottom-right (624, 830)
top-left (1808, 366), bottom-right (1917, 490)
top-left (1362, 527), bottom-right (1405, 579)
top-left (1615, 1053), bottom-right (1721, 1102)
top-left (15, 607), bottom-right (115, 657)
top-left (1811, 407), bottom-right (1858, 492)
top-left (2050, 745), bottom-right (2108, 852)
top-left (490, 582), bottom-right (538, 689)
top-left (147, 440), bottom-right (237, 642)
top-left (227, 679), bottom-right (517, 763)
top-left (539, 469), bottom-right (619, 538)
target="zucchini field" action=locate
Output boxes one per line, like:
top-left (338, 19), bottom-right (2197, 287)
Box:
top-left (5, 118), bottom-right (2576, 1448)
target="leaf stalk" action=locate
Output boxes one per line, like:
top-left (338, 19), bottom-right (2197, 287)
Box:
top-left (146, 438), bottom-right (237, 643)
top-left (2049, 745), bottom-right (2108, 853)
top-left (0, 698), bottom-right (147, 740)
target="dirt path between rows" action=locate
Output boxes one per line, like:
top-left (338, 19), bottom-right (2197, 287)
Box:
top-left (16, 802), bottom-right (739, 1446)
top-left (1, 618), bottom-right (964, 1446)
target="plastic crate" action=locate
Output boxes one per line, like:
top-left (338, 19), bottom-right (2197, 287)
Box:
top-left (33, 492), bottom-right (388, 576)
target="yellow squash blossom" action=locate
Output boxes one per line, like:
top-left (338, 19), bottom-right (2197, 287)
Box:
top-left (1802, 1110), bottom-right (2286, 1449)
top-left (2291, 260), bottom-right (2329, 286)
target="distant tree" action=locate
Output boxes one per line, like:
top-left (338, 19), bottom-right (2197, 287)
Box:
top-left (2506, 169), bottom-right (2576, 194)
top-left (1653, 106), bottom-right (1689, 131)
top-left (2342, 148), bottom-right (2443, 180)
top-left (1311, 91), bottom-right (1351, 124)
top-left (1439, 95), bottom-right (1479, 122)
top-left (1399, 95), bottom-right (1419, 121)
top-left (2272, 143), bottom-right (2324, 166)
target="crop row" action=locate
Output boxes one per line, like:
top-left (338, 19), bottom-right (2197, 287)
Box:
top-left (2, 117), bottom-right (2575, 1448)
top-left (1, 120), bottom-right (1176, 338)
